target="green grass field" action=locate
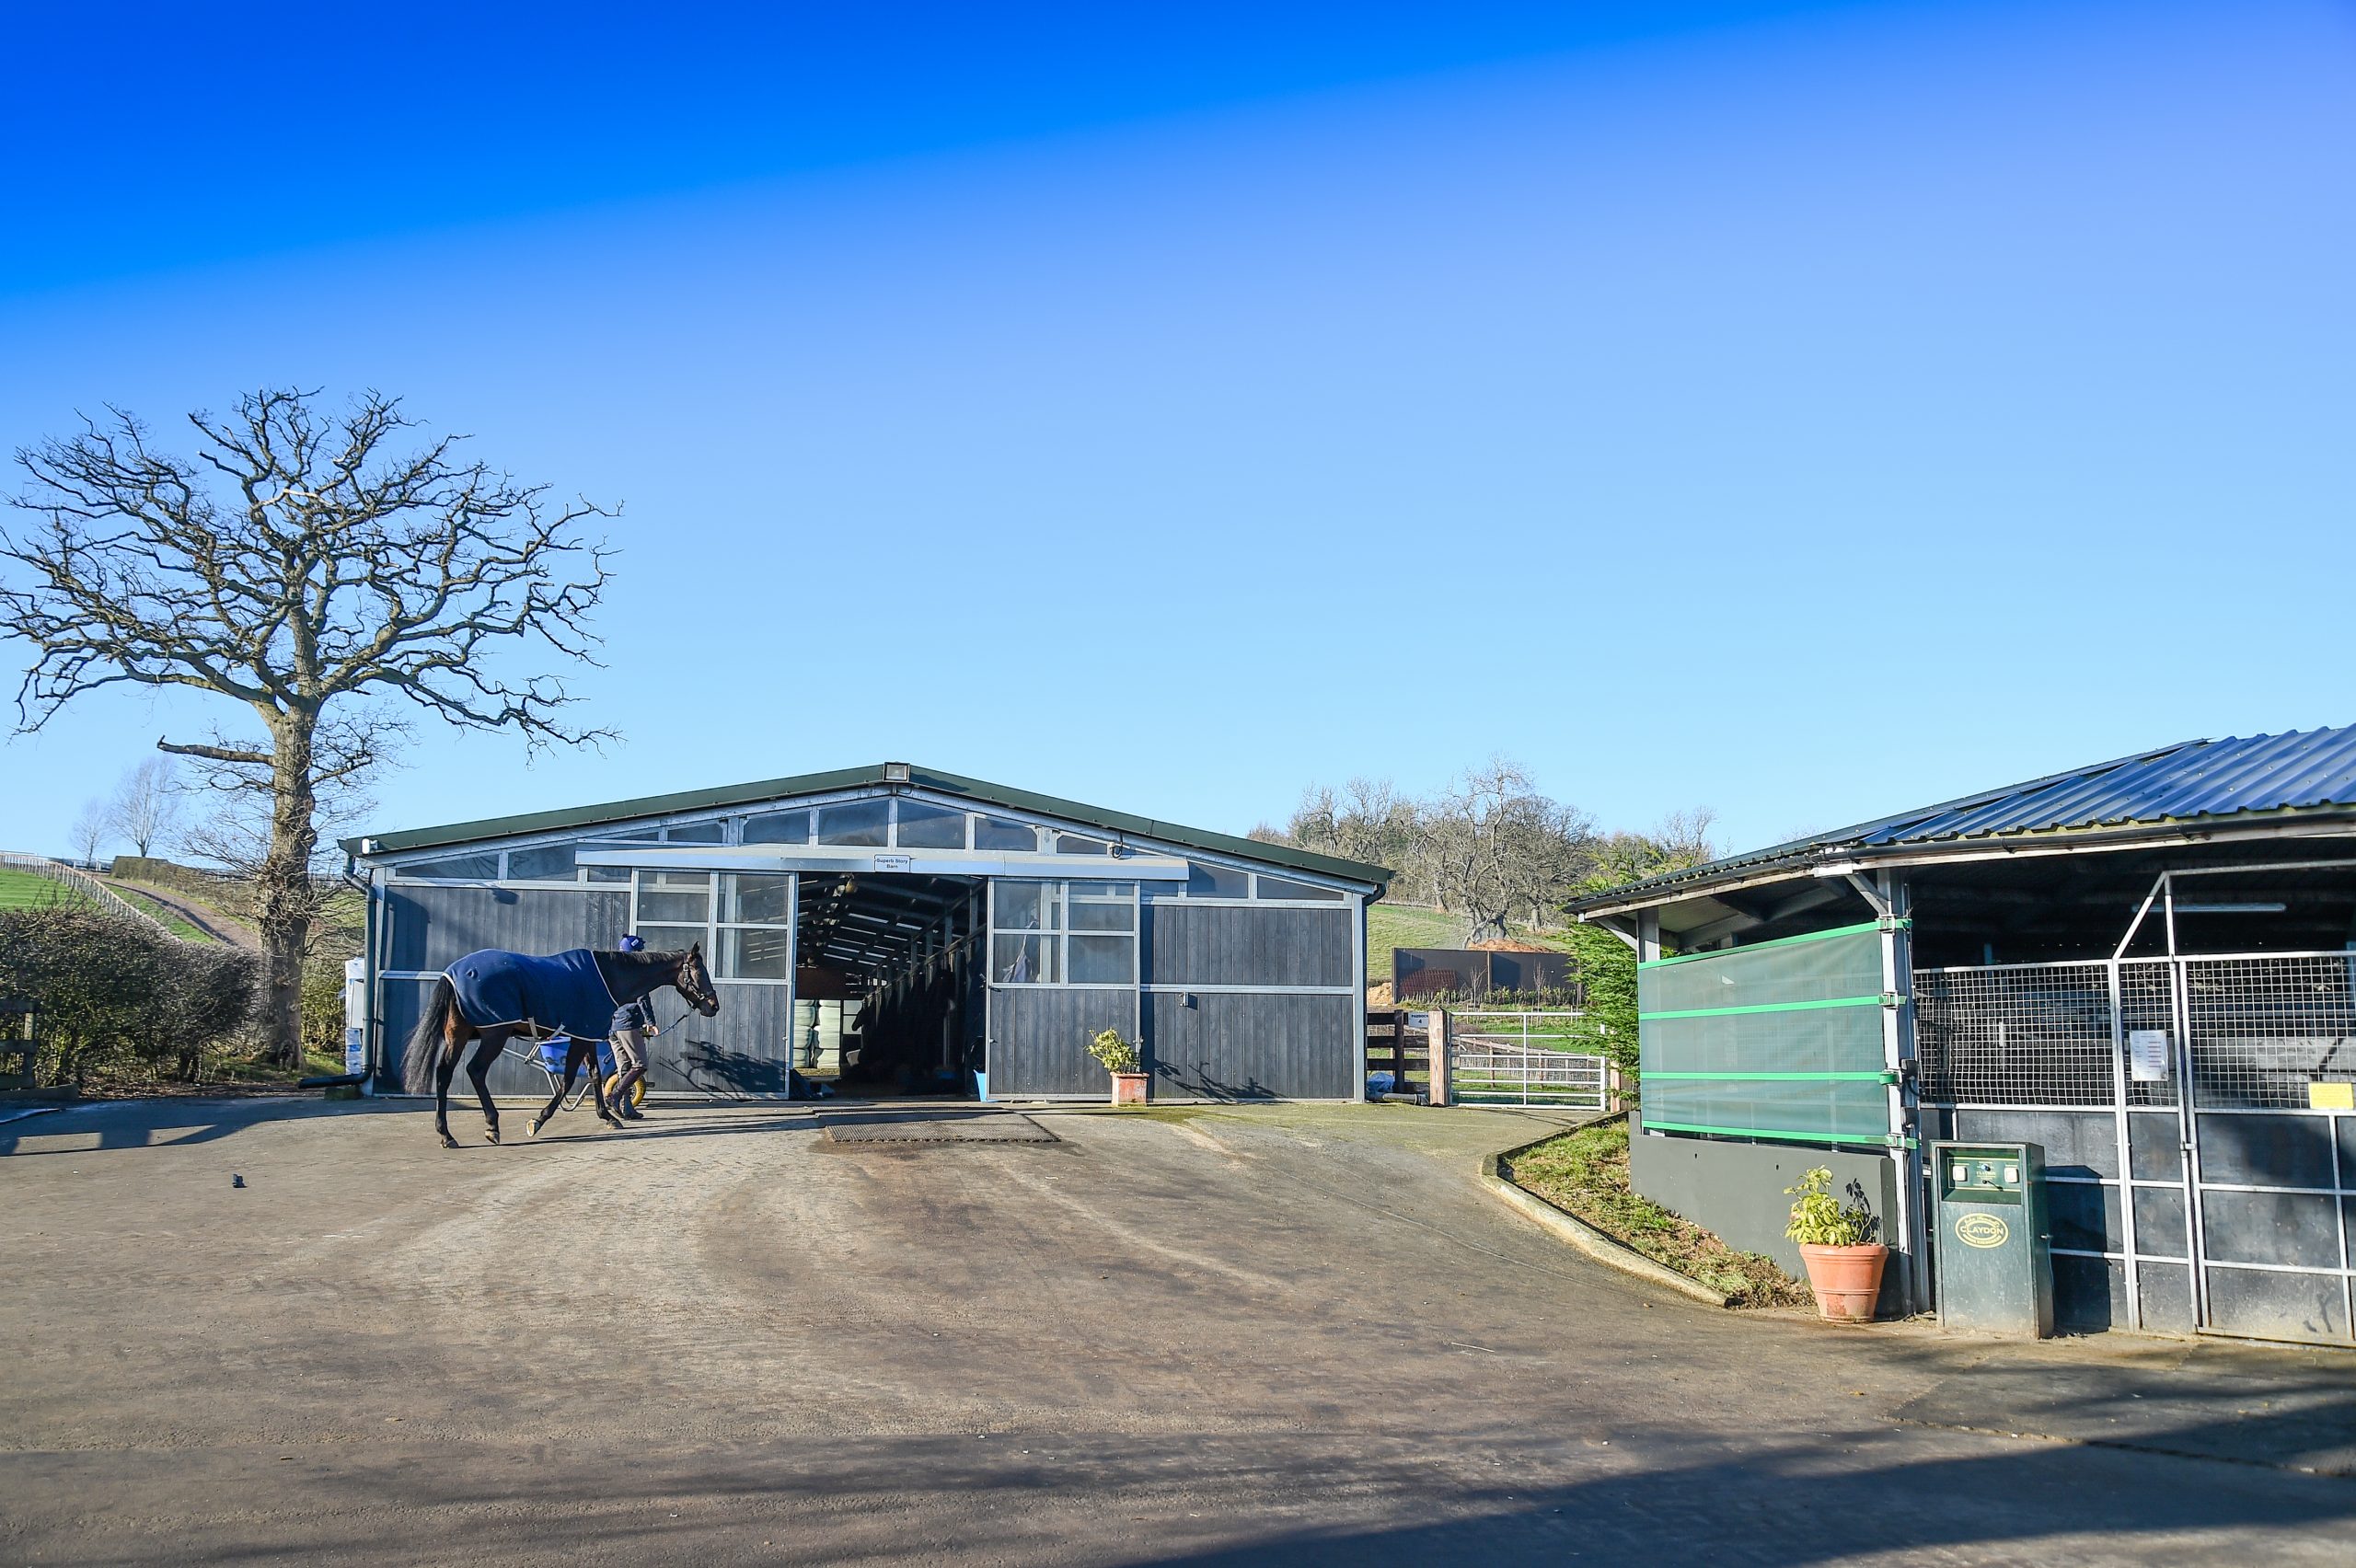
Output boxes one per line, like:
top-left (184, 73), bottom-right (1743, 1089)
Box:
top-left (0, 867), bottom-right (93, 912)
top-left (2, 866), bottom-right (217, 942)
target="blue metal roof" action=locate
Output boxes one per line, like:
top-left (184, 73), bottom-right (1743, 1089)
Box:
top-left (1847, 726), bottom-right (2356, 845)
top-left (1572, 724), bottom-right (2356, 916)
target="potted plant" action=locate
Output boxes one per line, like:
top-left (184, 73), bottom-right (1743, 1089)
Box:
top-left (1784, 1166), bottom-right (1887, 1321)
top-left (1088, 1028), bottom-right (1149, 1106)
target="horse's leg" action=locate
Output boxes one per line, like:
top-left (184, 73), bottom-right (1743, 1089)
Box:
top-left (433, 1024), bottom-right (468, 1149)
top-left (584, 1038), bottom-right (624, 1130)
top-left (529, 1037), bottom-right (574, 1137)
top-left (466, 1030), bottom-right (504, 1145)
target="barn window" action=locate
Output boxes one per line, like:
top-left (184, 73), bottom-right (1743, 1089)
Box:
top-left (664, 822), bottom-right (725, 844)
top-left (1186, 862), bottom-right (1249, 898)
top-left (718, 873), bottom-right (794, 981)
top-left (817, 800), bottom-right (890, 846)
top-left (504, 843), bottom-right (579, 882)
top-left (974, 814), bottom-right (1039, 851)
top-left (395, 852), bottom-right (500, 881)
top-left (743, 810), bottom-right (812, 845)
top-left (639, 870), bottom-right (711, 923)
top-left (1254, 874), bottom-right (1343, 902)
top-left (991, 881), bottom-right (1135, 986)
top-left (894, 801), bottom-right (967, 848)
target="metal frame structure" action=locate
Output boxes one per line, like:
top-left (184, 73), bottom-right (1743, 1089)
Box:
top-left (1908, 859), bottom-right (2356, 1342)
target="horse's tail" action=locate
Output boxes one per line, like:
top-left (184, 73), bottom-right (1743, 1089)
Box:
top-left (402, 975), bottom-right (464, 1094)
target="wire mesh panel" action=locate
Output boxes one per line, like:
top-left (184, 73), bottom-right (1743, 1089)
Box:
top-left (1916, 962), bottom-right (2121, 1107)
top-left (2116, 960), bottom-right (2184, 1110)
top-left (2182, 954), bottom-right (2356, 1111)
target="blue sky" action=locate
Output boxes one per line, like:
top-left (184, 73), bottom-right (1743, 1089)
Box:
top-left (4, 0), bottom-right (2352, 861)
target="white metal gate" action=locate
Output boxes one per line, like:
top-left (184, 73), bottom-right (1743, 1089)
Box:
top-left (1448, 1010), bottom-right (1607, 1109)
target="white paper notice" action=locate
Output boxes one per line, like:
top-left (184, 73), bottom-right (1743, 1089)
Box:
top-left (2128, 1029), bottom-right (2170, 1083)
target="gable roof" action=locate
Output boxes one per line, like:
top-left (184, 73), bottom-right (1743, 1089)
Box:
top-left (342, 762), bottom-right (1392, 891)
top-left (1571, 725), bottom-right (2356, 917)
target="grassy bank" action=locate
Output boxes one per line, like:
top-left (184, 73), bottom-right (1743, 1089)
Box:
top-left (1502, 1119), bottom-right (1811, 1309)
top-left (106, 884), bottom-right (215, 942)
top-left (0, 868), bottom-right (91, 912)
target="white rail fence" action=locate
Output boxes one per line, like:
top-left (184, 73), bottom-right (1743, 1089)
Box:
top-left (0, 852), bottom-right (174, 937)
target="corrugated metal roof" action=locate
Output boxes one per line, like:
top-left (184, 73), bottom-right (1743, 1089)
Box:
top-left (1571, 724), bottom-right (2356, 916)
top-left (341, 761), bottom-right (1392, 890)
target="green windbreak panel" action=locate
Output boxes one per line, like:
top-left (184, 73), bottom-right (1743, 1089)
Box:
top-left (1641, 1006), bottom-right (1886, 1077)
top-left (1641, 1078), bottom-right (1889, 1142)
top-left (1639, 921), bottom-right (1885, 1014)
top-left (1638, 926), bottom-right (1890, 1144)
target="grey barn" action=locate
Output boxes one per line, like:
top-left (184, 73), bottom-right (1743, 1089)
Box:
top-left (1569, 726), bottom-right (2356, 1347)
top-left (344, 763), bottom-right (1390, 1103)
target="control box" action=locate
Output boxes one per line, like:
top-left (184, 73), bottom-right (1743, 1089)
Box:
top-left (1930, 1140), bottom-right (2052, 1337)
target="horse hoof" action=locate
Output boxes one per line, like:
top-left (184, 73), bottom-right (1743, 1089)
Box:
top-left (439, 1132), bottom-right (459, 1149)
top-left (485, 1126), bottom-right (501, 1146)
top-left (527, 1117), bottom-right (543, 1138)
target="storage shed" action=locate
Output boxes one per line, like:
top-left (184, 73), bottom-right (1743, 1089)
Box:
top-left (1568, 726), bottom-right (2356, 1345)
top-left (344, 763), bottom-right (1390, 1103)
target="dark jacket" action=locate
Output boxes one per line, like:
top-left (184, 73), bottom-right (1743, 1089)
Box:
top-left (611, 998), bottom-right (653, 1035)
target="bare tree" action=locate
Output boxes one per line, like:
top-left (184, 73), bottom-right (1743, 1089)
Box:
top-left (106, 755), bottom-right (184, 859)
top-left (68, 797), bottom-right (110, 869)
top-left (1416, 759), bottom-right (1594, 942)
top-left (1588, 806), bottom-right (1723, 891)
top-left (3, 388), bottom-right (615, 1065)
top-left (1287, 777), bottom-right (1426, 897)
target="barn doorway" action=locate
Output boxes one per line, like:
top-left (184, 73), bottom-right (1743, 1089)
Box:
top-left (790, 872), bottom-right (986, 1099)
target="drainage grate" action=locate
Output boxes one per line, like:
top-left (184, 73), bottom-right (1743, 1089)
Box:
top-left (824, 1115), bottom-right (1057, 1146)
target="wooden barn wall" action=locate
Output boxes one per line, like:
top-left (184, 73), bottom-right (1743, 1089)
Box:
top-left (379, 884), bottom-right (791, 1098)
top-left (1142, 992), bottom-right (1357, 1100)
top-left (990, 986), bottom-right (1137, 1097)
top-left (1140, 904), bottom-right (1352, 988)
top-left (387, 885), bottom-right (629, 970)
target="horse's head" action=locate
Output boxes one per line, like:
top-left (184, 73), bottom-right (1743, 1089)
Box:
top-left (672, 942), bottom-right (721, 1018)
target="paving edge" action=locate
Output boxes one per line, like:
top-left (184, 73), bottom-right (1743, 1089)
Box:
top-left (1480, 1142), bottom-right (1732, 1309)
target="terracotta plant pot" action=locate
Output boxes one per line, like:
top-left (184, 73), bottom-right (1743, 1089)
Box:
top-left (1111, 1071), bottom-right (1149, 1106)
top-left (1797, 1243), bottom-right (1888, 1321)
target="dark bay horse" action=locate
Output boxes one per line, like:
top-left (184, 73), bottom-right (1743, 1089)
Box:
top-left (401, 944), bottom-right (720, 1147)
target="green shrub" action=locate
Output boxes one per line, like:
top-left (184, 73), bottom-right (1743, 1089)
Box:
top-left (1784, 1166), bottom-right (1877, 1247)
top-left (0, 905), bottom-right (258, 1086)
top-left (299, 957), bottom-right (347, 1062)
top-left (1087, 1028), bottom-right (1141, 1075)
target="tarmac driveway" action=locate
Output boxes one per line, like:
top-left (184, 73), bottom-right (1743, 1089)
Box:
top-left (4, 1096), bottom-right (2353, 1565)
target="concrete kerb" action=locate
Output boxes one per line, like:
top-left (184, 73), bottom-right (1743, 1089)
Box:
top-left (1479, 1130), bottom-right (1732, 1309)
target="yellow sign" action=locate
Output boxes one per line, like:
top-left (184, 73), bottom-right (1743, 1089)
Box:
top-left (1955, 1212), bottom-right (2009, 1250)
top-left (2309, 1081), bottom-right (2355, 1111)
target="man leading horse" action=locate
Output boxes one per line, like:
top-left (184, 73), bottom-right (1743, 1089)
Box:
top-left (401, 938), bottom-right (720, 1147)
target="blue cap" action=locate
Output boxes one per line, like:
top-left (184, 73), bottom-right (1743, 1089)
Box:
top-left (620, 933), bottom-right (646, 952)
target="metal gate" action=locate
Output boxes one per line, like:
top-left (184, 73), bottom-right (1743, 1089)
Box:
top-left (1917, 948), bottom-right (2356, 1344)
top-left (1448, 1010), bottom-right (1607, 1109)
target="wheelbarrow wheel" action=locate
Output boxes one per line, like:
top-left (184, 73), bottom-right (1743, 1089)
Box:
top-left (603, 1073), bottom-right (646, 1109)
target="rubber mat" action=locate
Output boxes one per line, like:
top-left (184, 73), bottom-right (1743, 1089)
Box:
top-left (825, 1114), bottom-right (1057, 1145)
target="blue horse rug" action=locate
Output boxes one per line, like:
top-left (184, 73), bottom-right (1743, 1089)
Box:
top-left (446, 949), bottom-right (618, 1041)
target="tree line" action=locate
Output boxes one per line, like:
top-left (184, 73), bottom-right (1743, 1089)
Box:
top-left (1255, 759), bottom-right (1719, 940)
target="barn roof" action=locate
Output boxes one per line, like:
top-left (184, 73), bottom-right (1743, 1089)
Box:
top-left (1571, 724), bottom-right (2356, 919)
top-left (342, 762), bottom-right (1391, 890)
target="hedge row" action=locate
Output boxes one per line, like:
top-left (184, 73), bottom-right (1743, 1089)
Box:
top-left (0, 905), bottom-right (258, 1086)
